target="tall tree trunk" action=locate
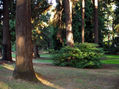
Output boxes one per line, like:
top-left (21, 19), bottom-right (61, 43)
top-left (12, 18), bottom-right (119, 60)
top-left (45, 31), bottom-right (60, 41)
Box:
top-left (2, 0), bottom-right (12, 61)
top-left (64, 0), bottom-right (74, 47)
top-left (81, 0), bottom-right (85, 43)
top-left (13, 0), bottom-right (37, 81)
top-left (94, 0), bottom-right (99, 43)
top-left (0, 48), bottom-right (2, 57)
top-left (33, 44), bottom-right (40, 58)
top-left (108, 33), bottom-right (110, 47)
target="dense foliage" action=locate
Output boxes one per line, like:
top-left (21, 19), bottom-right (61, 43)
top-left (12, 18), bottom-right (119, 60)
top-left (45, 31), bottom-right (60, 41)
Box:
top-left (53, 43), bottom-right (104, 68)
top-left (0, 0), bottom-right (118, 51)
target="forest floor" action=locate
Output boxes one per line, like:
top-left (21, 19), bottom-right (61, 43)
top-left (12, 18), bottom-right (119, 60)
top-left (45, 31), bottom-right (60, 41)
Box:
top-left (0, 54), bottom-right (119, 89)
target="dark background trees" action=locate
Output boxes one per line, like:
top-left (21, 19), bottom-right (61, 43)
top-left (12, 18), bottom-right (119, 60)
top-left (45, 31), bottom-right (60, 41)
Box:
top-left (0, 0), bottom-right (116, 52)
top-left (2, 0), bottom-right (12, 61)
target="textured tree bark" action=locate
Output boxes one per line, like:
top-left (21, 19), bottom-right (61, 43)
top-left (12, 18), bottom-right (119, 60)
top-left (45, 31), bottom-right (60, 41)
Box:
top-left (81, 0), bottom-right (85, 43)
top-left (2, 0), bottom-right (12, 61)
top-left (33, 44), bottom-right (40, 58)
top-left (0, 48), bottom-right (2, 57)
top-left (94, 0), bottom-right (99, 43)
top-left (64, 0), bottom-right (74, 47)
top-left (13, 0), bottom-right (37, 81)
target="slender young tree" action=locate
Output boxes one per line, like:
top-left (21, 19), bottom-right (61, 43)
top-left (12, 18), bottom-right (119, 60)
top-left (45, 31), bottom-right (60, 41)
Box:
top-left (81, 0), bottom-right (85, 43)
top-left (13, 0), bottom-right (37, 81)
top-left (94, 0), bottom-right (99, 43)
top-left (33, 44), bottom-right (40, 58)
top-left (2, 0), bottom-right (12, 61)
top-left (64, 0), bottom-right (74, 47)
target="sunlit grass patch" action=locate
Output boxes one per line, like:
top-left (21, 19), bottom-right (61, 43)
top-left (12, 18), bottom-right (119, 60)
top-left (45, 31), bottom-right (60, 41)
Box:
top-left (0, 63), bottom-right (14, 71)
top-left (105, 55), bottom-right (119, 59)
top-left (101, 59), bottom-right (119, 64)
top-left (33, 59), bottom-right (53, 64)
top-left (0, 63), bottom-right (64, 89)
top-left (101, 55), bottom-right (119, 64)
top-left (40, 54), bottom-right (54, 58)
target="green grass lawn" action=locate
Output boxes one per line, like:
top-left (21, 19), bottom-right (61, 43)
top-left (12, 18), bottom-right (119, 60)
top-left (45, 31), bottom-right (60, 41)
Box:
top-left (33, 53), bottom-right (54, 64)
top-left (34, 54), bottom-right (119, 65)
top-left (104, 55), bottom-right (119, 59)
top-left (12, 53), bottom-right (54, 58)
top-left (12, 52), bottom-right (119, 65)
top-left (33, 59), bottom-right (53, 64)
top-left (40, 54), bottom-right (54, 58)
top-left (101, 54), bottom-right (119, 64)
top-left (101, 59), bottom-right (119, 64)
top-left (36, 54), bottom-right (119, 65)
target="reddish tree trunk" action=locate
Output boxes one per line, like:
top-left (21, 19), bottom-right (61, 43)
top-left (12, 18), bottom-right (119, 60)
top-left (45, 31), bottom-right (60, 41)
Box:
top-left (13, 0), bottom-right (37, 81)
top-left (64, 0), bottom-right (74, 47)
top-left (81, 0), bottom-right (85, 43)
top-left (2, 0), bottom-right (12, 61)
top-left (33, 44), bottom-right (40, 58)
top-left (94, 0), bottom-right (99, 43)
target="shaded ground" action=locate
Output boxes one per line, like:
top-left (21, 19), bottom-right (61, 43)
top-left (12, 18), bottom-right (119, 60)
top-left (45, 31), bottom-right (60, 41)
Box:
top-left (34, 63), bottom-right (119, 89)
top-left (0, 54), bottom-right (119, 89)
top-left (0, 62), bottom-right (119, 89)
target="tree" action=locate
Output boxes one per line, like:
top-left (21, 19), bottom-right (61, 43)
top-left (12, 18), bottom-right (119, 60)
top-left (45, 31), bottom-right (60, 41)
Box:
top-left (33, 43), bottom-right (40, 58)
top-left (13, 0), bottom-right (37, 81)
top-left (114, 0), bottom-right (119, 26)
top-left (64, 0), bottom-right (74, 47)
top-left (0, 0), bottom-right (3, 57)
top-left (2, 0), bottom-right (12, 61)
top-left (94, 0), bottom-right (99, 43)
top-left (53, 0), bottom-right (65, 49)
top-left (81, 0), bottom-right (85, 43)
top-left (31, 0), bottom-right (53, 50)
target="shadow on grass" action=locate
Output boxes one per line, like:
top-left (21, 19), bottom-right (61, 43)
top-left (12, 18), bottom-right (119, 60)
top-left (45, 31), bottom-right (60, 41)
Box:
top-left (0, 63), bottom-right (65, 89)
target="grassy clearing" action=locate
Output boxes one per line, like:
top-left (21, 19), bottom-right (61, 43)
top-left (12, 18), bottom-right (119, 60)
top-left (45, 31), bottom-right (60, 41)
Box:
top-left (105, 55), bottom-right (119, 59)
top-left (101, 59), bottom-right (119, 64)
top-left (12, 53), bottom-right (54, 58)
top-left (40, 54), bottom-right (54, 58)
top-left (33, 53), bottom-right (54, 63)
top-left (0, 64), bottom-right (52, 89)
top-left (0, 63), bottom-right (119, 89)
top-left (12, 52), bottom-right (119, 65)
top-left (35, 54), bottom-right (119, 65)
top-left (33, 59), bottom-right (53, 64)
top-left (101, 55), bottom-right (119, 64)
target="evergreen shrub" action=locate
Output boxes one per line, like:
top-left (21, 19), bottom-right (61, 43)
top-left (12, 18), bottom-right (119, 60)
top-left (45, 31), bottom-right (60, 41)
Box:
top-left (53, 43), bottom-right (104, 68)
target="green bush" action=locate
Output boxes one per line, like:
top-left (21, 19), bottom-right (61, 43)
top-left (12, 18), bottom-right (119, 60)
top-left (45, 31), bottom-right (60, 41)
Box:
top-left (75, 43), bottom-right (104, 53)
top-left (53, 43), bottom-right (104, 68)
